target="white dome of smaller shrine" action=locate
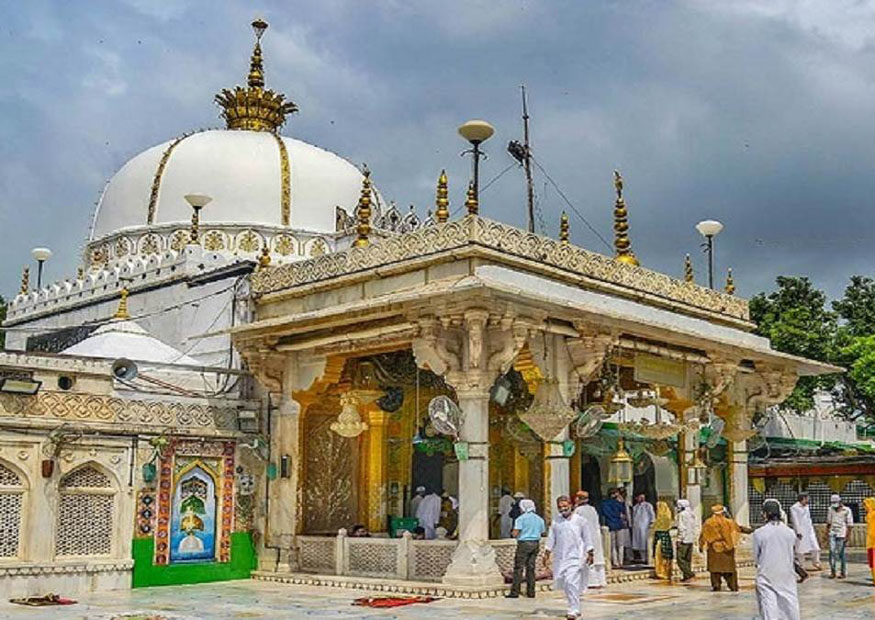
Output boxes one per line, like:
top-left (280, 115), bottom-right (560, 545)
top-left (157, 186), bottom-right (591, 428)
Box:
top-left (62, 320), bottom-right (201, 366)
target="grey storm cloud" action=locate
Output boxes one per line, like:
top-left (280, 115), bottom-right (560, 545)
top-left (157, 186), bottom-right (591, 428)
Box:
top-left (2, 0), bottom-right (875, 302)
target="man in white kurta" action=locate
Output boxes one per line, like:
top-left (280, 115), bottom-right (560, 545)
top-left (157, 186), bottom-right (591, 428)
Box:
top-left (409, 486), bottom-right (426, 518)
top-left (574, 491), bottom-right (607, 588)
top-left (498, 489), bottom-right (515, 538)
top-left (415, 491), bottom-right (442, 540)
top-left (545, 495), bottom-right (594, 619)
top-left (789, 493), bottom-right (822, 570)
top-left (631, 493), bottom-right (655, 564)
top-left (753, 499), bottom-right (801, 620)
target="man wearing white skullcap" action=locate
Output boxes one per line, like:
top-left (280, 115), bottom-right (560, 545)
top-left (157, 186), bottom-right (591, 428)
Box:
top-left (826, 494), bottom-right (854, 579)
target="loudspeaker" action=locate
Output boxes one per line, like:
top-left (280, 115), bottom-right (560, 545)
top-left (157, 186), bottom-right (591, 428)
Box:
top-left (111, 358), bottom-right (138, 380)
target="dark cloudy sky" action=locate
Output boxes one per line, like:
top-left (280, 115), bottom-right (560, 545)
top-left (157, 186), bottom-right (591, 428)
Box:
top-left (2, 1), bottom-right (875, 303)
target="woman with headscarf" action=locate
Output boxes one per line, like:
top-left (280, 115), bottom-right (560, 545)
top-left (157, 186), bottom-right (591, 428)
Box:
top-left (652, 502), bottom-right (674, 580)
top-left (699, 504), bottom-right (749, 592)
top-left (865, 497), bottom-right (875, 586)
top-left (507, 498), bottom-right (546, 599)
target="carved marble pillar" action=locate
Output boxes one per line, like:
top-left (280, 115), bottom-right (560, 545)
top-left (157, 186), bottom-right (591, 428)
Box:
top-left (728, 440), bottom-right (749, 527)
top-left (680, 430), bottom-right (703, 525)
top-left (268, 391), bottom-right (302, 571)
top-left (365, 408), bottom-right (390, 533)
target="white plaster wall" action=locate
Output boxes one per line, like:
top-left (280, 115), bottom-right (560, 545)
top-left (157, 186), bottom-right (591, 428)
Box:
top-left (5, 272), bottom-right (249, 371)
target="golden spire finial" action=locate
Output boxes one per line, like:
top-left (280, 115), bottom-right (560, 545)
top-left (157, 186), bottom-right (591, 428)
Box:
top-left (215, 18), bottom-right (298, 132)
top-left (465, 181), bottom-right (479, 216)
top-left (20, 267), bottom-right (29, 295)
top-left (612, 169), bottom-right (639, 266)
top-left (435, 170), bottom-right (450, 223)
top-left (248, 18), bottom-right (268, 88)
top-left (684, 254), bottom-right (694, 283)
top-left (353, 167), bottom-right (373, 248)
top-left (559, 211), bottom-right (570, 244)
top-left (258, 245), bottom-right (272, 269)
top-left (113, 286), bottom-right (131, 320)
top-left (725, 268), bottom-right (736, 295)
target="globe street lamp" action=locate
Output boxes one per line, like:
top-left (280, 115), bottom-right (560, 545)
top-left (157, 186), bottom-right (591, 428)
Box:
top-left (458, 119), bottom-right (495, 203)
top-left (184, 194), bottom-right (212, 244)
top-left (31, 247), bottom-right (53, 289)
top-left (695, 220), bottom-right (724, 289)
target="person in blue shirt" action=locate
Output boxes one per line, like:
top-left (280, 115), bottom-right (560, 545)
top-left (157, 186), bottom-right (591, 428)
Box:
top-left (601, 488), bottom-right (629, 568)
top-left (506, 498), bottom-right (546, 598)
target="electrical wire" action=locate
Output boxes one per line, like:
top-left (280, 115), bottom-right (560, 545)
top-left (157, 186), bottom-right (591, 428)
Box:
top-left (450, 163), bottom-right (517, 217)
top-left (531, 157), bottom-right (614, 253)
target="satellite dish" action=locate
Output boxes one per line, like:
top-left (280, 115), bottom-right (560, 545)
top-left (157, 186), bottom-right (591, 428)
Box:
top-left (428, 396), bottom-right (462, 440)
top-left (705, 417), bottom-right (725, 449)
top-left (111, 358), bottom-right (138, 380)
top-left (575, 405), bottom-right (606, 439)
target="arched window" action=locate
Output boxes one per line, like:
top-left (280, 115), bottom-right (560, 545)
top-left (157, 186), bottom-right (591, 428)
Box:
top-left (56, 465), bottom-right (115, 557)
top-left (0, 461), bottom-right (25, 559)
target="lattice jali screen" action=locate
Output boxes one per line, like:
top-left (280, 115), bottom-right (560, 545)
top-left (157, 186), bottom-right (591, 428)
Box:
top-left (841, 479), bottom-right (875, 522)
top-left (0, 462), bottom-right (24, 558)
top-left (346, 540), bottom-right (398, 576)
top-left (409, 542), bottom-right (455, 581)
top-left (297, 538), bottom-right (336, 573)
top-left (55, 466), bottom-right (115, 557)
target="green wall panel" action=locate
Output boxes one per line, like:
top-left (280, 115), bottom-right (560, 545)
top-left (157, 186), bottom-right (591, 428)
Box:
top-left (132, 532), bottom-right (256, 588)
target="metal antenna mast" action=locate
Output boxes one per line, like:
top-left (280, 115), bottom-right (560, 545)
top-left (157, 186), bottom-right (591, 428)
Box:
top-left (521, 85), bottom-right (535, 233)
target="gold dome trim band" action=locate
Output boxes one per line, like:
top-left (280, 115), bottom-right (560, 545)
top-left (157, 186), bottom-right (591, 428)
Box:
top-left (146, 133), bottom-right (194, 225)
top-left (272, 132), bottom-right (291, 226)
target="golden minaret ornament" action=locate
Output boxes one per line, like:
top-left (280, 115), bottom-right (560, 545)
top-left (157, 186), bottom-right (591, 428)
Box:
top-left (559, 212), bottom-right (570, 244)
top-left (113, 286), bottom-right (131, 320)
top-left (684, 254), bottom-right (694, 283)
top-left (258, 245), bottom-right (272, 269)
top-left (353, 167), bottom-right (373, 248)
top-left (725, 268), bottom-right (736, 295)
top-left (612, 170), bottom-right (639, 266)
top-left (465, 181), bottom-right (479, 216)
top-left (435, 170), bottom-right (450, 224)
top-left (20, 267), bottom-right (29, 295)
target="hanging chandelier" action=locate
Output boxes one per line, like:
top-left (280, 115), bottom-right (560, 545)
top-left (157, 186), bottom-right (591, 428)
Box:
top-left (330, 392), bottom-right (371, 438)
top-left (518, 377), bottom-right (577, 441)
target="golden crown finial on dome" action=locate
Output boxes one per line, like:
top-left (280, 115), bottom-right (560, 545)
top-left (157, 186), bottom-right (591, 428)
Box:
top-left (214, 18), bottom-right (299, 133)
top-left (353, 167), bottom-right (373, 248)
top-left (20, 266), bottom-right (29, 296)
top-left (612, 169), bottom-right (639, 266)
top-left (559, 211), bottom-right (570, 244)
top-left (465, 181), bottom-right (479, 216)
top-left (684, 253), bottom-right (694, 283)
top-left (725, 268), bottom-right (736, 295)
top-left (435, 170), bottom-right (450, 223)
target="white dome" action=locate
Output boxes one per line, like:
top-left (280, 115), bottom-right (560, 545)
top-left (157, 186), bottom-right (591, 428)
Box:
top-left (90, 129), bottom-right (366, 240)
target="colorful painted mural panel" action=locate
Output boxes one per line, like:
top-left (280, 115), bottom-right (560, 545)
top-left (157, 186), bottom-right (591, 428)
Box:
top-left (170, 465), bottom-right (217, 563)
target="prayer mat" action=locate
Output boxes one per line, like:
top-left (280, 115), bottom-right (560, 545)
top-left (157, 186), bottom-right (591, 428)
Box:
top-left (10, 593), bottom-right (77, 606)
top-left (352, 595), bottom-right (437, 608)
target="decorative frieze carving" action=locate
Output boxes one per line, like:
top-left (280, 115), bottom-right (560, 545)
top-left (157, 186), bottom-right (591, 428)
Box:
top-left (0, 391), bottom-right (238, 430)
top-left (253, 216), bottom-right (749, 322)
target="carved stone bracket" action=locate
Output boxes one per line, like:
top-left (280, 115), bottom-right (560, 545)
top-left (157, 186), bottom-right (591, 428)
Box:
top-left (568, 323), bottom-right (620, 384)
top-left (245, 348), bottom-right (285, 393)
top-left (704, 359), bottom-right (740, 399)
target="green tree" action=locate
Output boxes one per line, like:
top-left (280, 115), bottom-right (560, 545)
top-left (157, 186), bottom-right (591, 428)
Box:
top-left (831, 276), bottom-right (875, 421)
top-left (750, 276), bottom-right (838, 412)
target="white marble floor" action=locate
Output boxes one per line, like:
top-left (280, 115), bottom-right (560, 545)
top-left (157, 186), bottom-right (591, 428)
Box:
top-left (2, 563), bottom-right (873, 619)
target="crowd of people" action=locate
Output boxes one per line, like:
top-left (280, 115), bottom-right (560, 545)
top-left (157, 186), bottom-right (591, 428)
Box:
top-left (349, 484), bottom-right (875, 620)
top-left (500, 489), bottom-right (874, 620)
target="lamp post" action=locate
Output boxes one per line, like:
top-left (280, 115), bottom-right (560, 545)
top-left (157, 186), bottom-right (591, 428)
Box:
top-left (31, 247), bottom-right (53, 289)
top-left (184, 194), bottom-right (212, 244)
top-left (695, 220), bottom-right (724, 289)
top-left (458, 119), bottom-right (495, 203)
